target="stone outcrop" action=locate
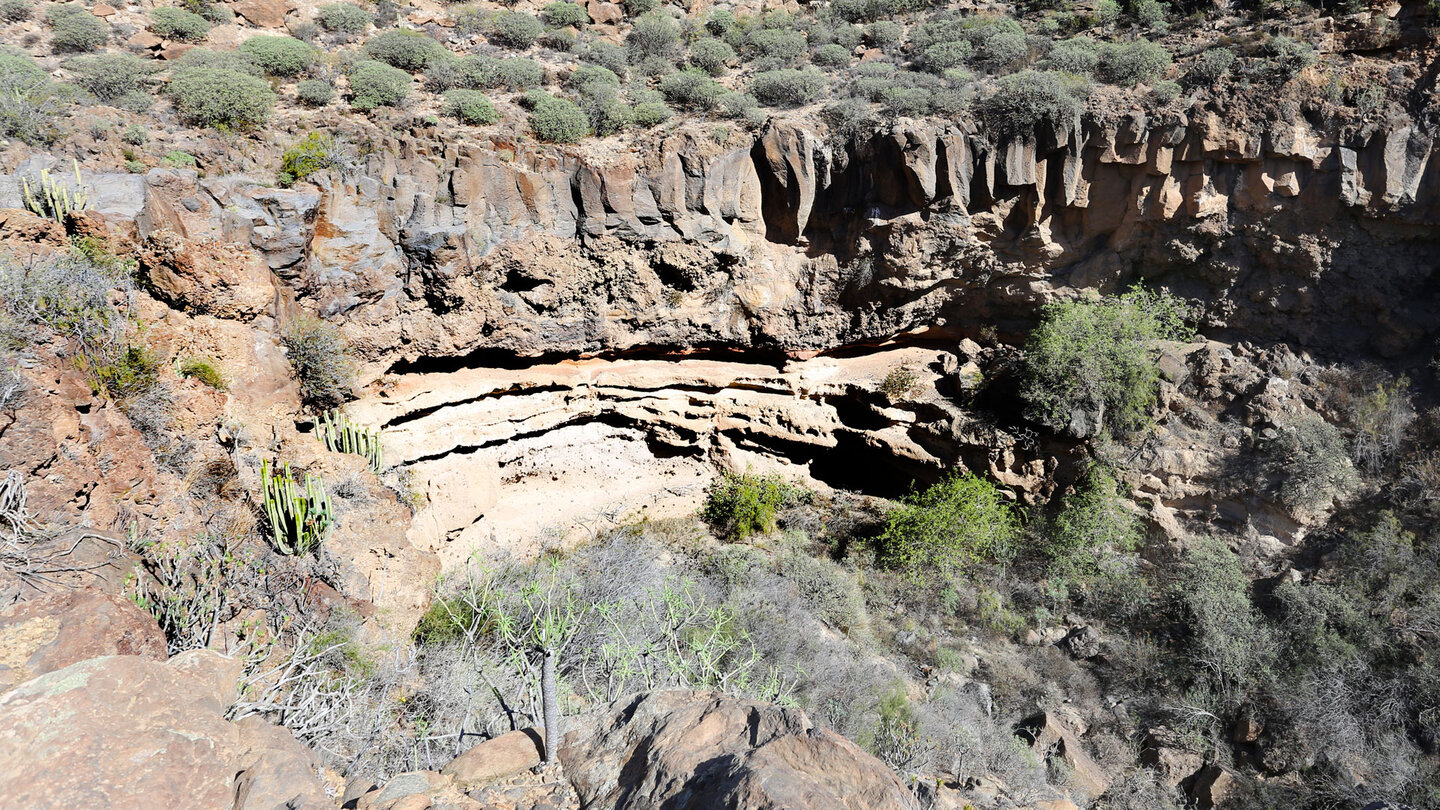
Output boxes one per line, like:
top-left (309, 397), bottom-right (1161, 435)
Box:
top-left (0, 587), bottom-right (167, 695)
top-left (560, 689), bottom-right (919, 810)
top-left (0, 650), bottom-right (331, 809)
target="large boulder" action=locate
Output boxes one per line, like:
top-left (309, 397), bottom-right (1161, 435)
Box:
top-left (560, 689), bottom-right (919, 810)
top-left (137, 228), bottom-right (275, 319)
top-left (0, 650), bottom-right (332, 809)
top-left (0, 587), bottom-right (167, 696)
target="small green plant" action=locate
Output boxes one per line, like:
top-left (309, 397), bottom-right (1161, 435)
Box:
top-left (160, 150), bottom-right (197, 169)
top-left (168, 67), bottom-right (276, 129)
top-left (318, 408), bottom-right (384, 472)
top-left (279, 132), bottom-right (344, 185)
top-left (239, 35), bottom-right (318, 77)
top-left (149, 7), bottom-right (210, 42)
top-left (1098, 39), bottom-right (1171, 87)
top-left (880, 365), bottom-right (920, 400)
top-left (315, 2), bottom-right (369, 33)
top-left (260, 458), bottom-right (334, 555)
top-left (20, 159), bottom-right (88, 223)
top-left (92, 344), bottom-right (160, 400)
top-left (178, 357), bottom-right (227, 390)
top-left (348, 59), bottom-right (411, 110)
top-left (701, 471), bottom-right (806, 540)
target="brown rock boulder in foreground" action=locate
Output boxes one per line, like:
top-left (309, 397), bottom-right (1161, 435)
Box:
top-left (0, 650), bottom-right (333, 809)
top-left (560, 689), bottom-right (919, 810)
top-left (0, 586), bottom-right (167, 696)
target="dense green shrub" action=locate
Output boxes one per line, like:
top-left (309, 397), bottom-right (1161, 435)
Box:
top-left (812, 43), bottom-right (851, 68)
top-left (490, 10), bottom-right (541, 48)
top-left (1185, 47), bottom-right (1234, 86)
top-left (745, 28), bottom-right (806, 65)
top-left (49, 6), bottom-right (108, 51)
top-left (66, 53), bottom-right (155, 101)
top-left (566, 63), bottom-right (619, 93)
top-left (281, 313), bottom-right (354, 410)
top-left (1263, 414), bottom-right (1359, 513)
top-left (658, 68), bottom-right (724, 110)
top-left (701, 471), bottom-right (806, 540)
top-left (0, 0), bottom-right (31, 22)
top-left (426, 53), bottom-right (495, 90)
top-left (1097, 39), bottom-right (1170, 86)
top-left (239, 36), bottom-right (318, 78)
top-left (876, 472), bottom-right (1018, 577)
top-left (149, 7), bottom-right (210, 42)
top-left (975, 69), bottom-right (1087, 139)
top-left (1020, 287), bottom-right (1189, 437)
top-left (443, 89), bottom-right (499, 124)
top-left (625, 12), bottom-right (680, 63)
top-left (526, 93), bottom-right (587, 142)
top-left (540, 27), bottom-right (575, 51)
top-left (348, 59), bottom-right (411, 109)
top-left (865, 20), bottom-right (903, 47)
top-left (169, 67), bottom-right (275, 129)
top-left (1151, 79), bottom-right (1180, 102)
top-left (171, 47), bottom-right (261, 75)
top-left (1171, 536), bottom-right (1276, 699)
top-left (578, 87), bottom-right (630, 135)
top-left (1040, 467), bottom-right (1144, 609)
top-left (749, 68), bottom-right (826, 107)
top-left (704, 8), bottom-right (735, 35)
top-left (631, 99), bottom-right (671, 127)
top-left (1046, 36), bottom-right (1100, 76)
top-left (541, 1), bottom-right (588, 27)
top-left (580, 40), bottom-right (627, 77)
top-left (363, 29), bottom-right (445, 71)
top-left (1130, 0), bottom-right (1168, 29)
top-left (688, 37), bottom-right (734, 75)
top-left (296, 78), bottom-right (335, 105)
top-left (975, 30), bottom-right (1027, 72)
top-left (316, 2), bottom-right (369, 33)
top-left (178, 357), bottom-right (226, 390)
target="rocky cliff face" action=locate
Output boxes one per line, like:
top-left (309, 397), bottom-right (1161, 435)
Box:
top-left (26, 109), bottom-right (1437, 557)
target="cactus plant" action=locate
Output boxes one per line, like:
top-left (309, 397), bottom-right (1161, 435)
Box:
top-left (318, 408), bottom-right (384, 473)
top-left (260, 458), bottom-right (334, 555)
top-left (20, 159), bottom-right (90, 224)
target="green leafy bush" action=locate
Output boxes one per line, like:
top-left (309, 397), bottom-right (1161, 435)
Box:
top-left (363, 29), bottom-right (445, 71)
top-left (917, 40), bottom-right (972, 73)
top-left (490, 10), bottom-right (542, 48)
top-left (1097, 39), bottom-right (1170, 86)
top-left (1040, 467), bottom-right (1143, 609)
top-left (1171, 535), bottom-right (1276, 699)
top-left (1185, 47), bottom-right (1234, 86)
top-left (1130, 0), bottom-right (1168, 29)
top-left (0, 0), bottom-right (31, 22)
top-left (316, 2), bottom-right (369, 33)
top-left (975, 69), bottom-right (1087, 139)
top-left (239, 35), bottom-right (318, 78)
top-left (659, 68), bottom-right (724, 110)
top-left (745, 28), bottom-right (806, 65)
top-left (49, 6), bottom-right (108, 51)
top-left (1020, 287), bottom-right (1190, 437)
top-left (749, 68), bottom-right (826, 107)
top-left (876, 471), bottom-right (1018, 577)
top-left (565, 63), bottom-right (619, 93)
top-left (580, 40), bottom-right (627, 77)
top-left (443, 89), bottom-right (499, 124)
top-left (496, 57), bottom-right (543, 89)
top-left (348, 59), bottom-right (411, 110)
top-left (168, 67), bottom-right (276, 129)
top-left (631, 99), bottom-right (671, 127)
top-left (281, 313), bottom-right (354, 410)
top-left (975, 30), bottom-right (1027, 72)
top-left (178, 357), bottom-right (227, 390)
top-left (865, 20), bottom-right (903, 47)
top-left (1255, 35), bottom-right (1315, 83)
top-left (149, 7), bottom-right (210, 42)
top-left (279, 131), bottom-right (345, 184)
top-left (688, 37), bottom-right (734, 75)
top-left (540, 27), bottom-right (575, 51)
top-left (579, 88), bottom-right (630, 135)
top-left (541, 1), bottom-right (588, 27)
top-left (526, 93), bottom-right (588, 142)
top-left (812, 43), bottom-right (851, 69)
top-left (701, 471), bottom-right (806, 540)
top-left (171, 47), bottom-right (261, 75)
top-left (160, 149), bottom-right (196, 168)
top-left (93, 344), bottom-right (160, 400)
top-left (1263, 414), bottom-right (1359, 513)
top-left (296, 78), bottom-right (335, 105)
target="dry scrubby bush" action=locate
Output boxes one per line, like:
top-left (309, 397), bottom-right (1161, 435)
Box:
top-left (749, 68), bottom-right (826, 107)
top-left (66, 53), bottom-right (155, 102)
top-left (363, 29), bottom-right (445, 71)
top-left (296, 78), bottom-right (334, 105)
top-left (0, 46), bottom-right (65, 144)
top-left (0, 0), bottom-right (31, 22)
top-left (1261, 413), bottom-right (1359, 513)
top-left (316, 2), bottom-right (369, 33)
top-left (658, 68), bottom-right (724, 110)
top-left (171, 47), bottom-right (262, 76)
top-left (976, 69), bottom-right (1087, 138)
top-left (280, 313), bottom-right (354, 410)
top-left (688, 36), bottom-right (734, 75)
top-left (47, 5), bottom-right (108, 51)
